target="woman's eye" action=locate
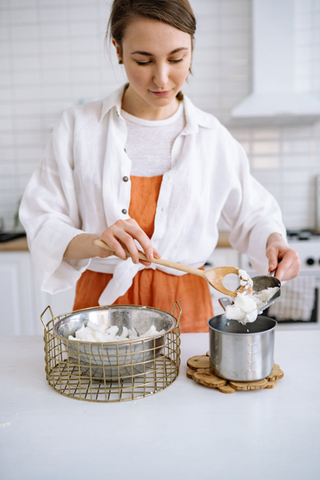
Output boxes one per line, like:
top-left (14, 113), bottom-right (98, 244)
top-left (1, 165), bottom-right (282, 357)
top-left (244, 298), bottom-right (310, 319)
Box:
top-left (135, 58), bottom-right (183, 65)
top-left (136, 60), bottom-right (152, 66)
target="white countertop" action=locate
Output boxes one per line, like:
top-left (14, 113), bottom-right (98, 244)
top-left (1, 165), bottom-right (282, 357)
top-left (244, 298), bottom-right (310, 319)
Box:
top-left (1, 331), bottom-right (320, 480)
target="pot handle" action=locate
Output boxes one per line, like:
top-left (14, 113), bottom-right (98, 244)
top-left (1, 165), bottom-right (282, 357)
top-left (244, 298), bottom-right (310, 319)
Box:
top-left (40, 305), bottom-right (54, 331)
top-left (171, 301), bottom-right (182, 328)
top-left (218, 297), bottom-right (232, 312)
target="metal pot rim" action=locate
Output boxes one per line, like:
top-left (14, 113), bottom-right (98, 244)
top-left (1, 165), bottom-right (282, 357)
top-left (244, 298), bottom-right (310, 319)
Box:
top-left (207, 314), bottom-right (277, 336)
top-left (52, 304), bottom-right (177, 344)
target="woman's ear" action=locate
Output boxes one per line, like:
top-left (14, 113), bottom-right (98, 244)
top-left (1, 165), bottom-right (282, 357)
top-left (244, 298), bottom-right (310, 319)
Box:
top-left (112, 38), bottom-right (122, 62)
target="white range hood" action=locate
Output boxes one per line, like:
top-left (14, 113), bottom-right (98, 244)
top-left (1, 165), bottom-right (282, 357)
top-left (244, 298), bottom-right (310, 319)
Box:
top-left (230, 0), bottom-right (320, 126)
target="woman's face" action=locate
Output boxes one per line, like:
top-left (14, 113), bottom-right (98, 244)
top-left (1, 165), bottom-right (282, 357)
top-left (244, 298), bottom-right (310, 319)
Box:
top-left (113, 17), bottom-right (192, 118)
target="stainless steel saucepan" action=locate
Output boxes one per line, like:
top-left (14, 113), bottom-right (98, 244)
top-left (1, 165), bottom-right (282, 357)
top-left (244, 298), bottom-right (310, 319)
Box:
top-left (207, 298), bottom-right (277, 381)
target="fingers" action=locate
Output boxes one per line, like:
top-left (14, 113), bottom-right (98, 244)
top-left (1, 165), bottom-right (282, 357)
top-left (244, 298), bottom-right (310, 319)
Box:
top-left (265, 246), bottom-right (279, 274)
top-left (92, 239), bottom-right (118, 259)
top-left (274, 250), bottom-right (301, 281)
top-left (266, 244), bottom-right (301, 281)
top-left (100, 219), bottom-right (160, 264)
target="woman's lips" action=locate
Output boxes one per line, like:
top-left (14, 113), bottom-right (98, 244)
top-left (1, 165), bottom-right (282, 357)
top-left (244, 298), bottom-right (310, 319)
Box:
top-left (150, 90), bottom-right (171, 97)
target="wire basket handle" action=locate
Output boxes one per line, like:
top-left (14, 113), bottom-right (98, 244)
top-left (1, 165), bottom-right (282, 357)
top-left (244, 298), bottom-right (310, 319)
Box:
top-left (171, 301), bottom-right (182, 328)
top-left (40, 305), bottom-right (54, 331)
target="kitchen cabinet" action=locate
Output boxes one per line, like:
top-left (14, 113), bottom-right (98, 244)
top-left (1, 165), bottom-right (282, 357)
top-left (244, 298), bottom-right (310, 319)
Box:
top-left (0, 251), bottom-right (75, 335)
top-left (0, 252), bottom-right (36, 335)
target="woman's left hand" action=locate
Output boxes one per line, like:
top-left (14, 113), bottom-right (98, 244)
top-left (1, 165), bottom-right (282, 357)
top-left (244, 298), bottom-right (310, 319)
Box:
top-left (266, 233), bottom-right (301, 281)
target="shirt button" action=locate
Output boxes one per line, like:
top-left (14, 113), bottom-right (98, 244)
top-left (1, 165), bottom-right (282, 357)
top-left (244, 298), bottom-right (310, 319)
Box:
top-left (124, 148), bottom-right (127, 153)
top-left (116, 110), bottom-right (120, 117)
top-left (123, 176), bottom-right (129, 182)
top-left (122, 209), bottom-right (127, 214)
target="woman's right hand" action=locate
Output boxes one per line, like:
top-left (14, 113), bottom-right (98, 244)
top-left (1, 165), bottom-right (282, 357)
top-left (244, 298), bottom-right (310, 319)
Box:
top-left (63, 219), bottom-right (160, 264)
top-left (99, 218), bottom-right (160, 265)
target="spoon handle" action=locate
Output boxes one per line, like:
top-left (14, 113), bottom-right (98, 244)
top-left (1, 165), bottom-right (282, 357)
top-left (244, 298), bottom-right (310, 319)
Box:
top-left (93, 239), bottom-right (205, 277)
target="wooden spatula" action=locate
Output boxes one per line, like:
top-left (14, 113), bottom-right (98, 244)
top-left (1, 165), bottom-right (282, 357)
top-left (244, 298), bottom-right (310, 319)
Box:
top-left (93, 239), bottom-right (250, 297)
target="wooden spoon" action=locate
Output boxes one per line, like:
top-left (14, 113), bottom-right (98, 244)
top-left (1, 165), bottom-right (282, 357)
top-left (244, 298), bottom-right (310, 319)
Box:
top-left (93, 239), bottom-right (250, 297)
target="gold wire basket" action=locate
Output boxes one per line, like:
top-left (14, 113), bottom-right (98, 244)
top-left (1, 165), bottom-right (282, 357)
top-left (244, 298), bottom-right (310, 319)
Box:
top-left (40, 302), bottom-right (181, 403)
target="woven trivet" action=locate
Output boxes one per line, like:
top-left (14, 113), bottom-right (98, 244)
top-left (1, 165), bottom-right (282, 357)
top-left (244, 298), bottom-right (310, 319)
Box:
top-left (186, 353), bottom-right (284, 394)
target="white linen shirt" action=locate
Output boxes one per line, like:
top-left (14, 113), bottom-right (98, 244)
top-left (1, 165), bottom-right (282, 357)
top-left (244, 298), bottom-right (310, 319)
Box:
top-left (20, 85), bottom-right (286, 305)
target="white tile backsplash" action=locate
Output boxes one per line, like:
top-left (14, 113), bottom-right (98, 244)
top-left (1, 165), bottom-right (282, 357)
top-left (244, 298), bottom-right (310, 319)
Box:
top-left (6, 0), bottom-right (37, 7)
top-left (282, 154), bottom-right (314, 169)
top-left (252, 141), bottom-right (280, 155)
top-left (251, 155), bottom-right (280, 170)
top-left (9, 8), bottom-right (37, 23)
top-left (0, 0), bottom-right (320, 232)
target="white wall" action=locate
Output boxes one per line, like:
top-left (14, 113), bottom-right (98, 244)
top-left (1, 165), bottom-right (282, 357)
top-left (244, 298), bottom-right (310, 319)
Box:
top-left (1, 0), bottom-right (320, 231)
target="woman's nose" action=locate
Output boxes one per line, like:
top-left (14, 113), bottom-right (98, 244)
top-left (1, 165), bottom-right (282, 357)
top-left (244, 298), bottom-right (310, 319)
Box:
top-left (153, 63), bottom-right (169, 88)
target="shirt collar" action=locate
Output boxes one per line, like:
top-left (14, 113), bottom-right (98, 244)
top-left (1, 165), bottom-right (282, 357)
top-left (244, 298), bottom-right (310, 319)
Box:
top-left (100, 84), bottom-right (128, 122)
top-left (182, 95), bottom-right (218, 135)
top-left (100, 84), bottom-right (218, 133)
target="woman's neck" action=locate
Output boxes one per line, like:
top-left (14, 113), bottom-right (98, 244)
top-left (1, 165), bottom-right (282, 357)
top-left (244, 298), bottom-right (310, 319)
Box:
top-left (121, 85), bottom-right (180, 121)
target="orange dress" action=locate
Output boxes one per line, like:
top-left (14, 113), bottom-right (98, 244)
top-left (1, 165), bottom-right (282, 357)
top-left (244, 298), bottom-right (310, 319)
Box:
top-left (73, 176), bottom-right (213, 332)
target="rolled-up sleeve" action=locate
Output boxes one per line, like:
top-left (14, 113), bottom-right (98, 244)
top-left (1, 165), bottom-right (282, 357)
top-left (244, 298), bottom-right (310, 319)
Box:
top-left (19, 110), bottom-right (90, 293)
top-left (221, 135), bottom-right (286, 274)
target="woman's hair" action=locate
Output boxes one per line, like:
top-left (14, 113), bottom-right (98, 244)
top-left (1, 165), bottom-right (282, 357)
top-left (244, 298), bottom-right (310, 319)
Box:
top-left (107, 0), bottom-right (196, 98)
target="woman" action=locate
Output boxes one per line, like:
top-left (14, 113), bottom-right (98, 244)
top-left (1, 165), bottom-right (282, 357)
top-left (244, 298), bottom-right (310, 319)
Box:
top-left (19, 0), bottom-right (300, 332)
